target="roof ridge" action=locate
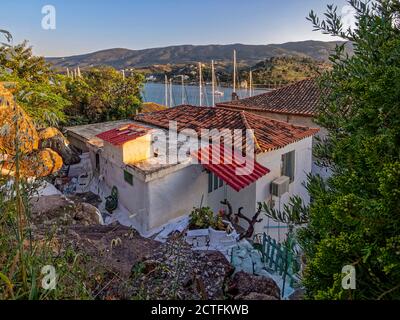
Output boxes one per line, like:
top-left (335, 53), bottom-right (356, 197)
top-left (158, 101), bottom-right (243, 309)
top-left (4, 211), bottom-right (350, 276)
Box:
top-left (238, 77), bottom-right (317, 101)
top-left (216, 78), bottom-right (320, 117)
top-left (239, 111), bottom-right (262, 153)
top-left (132, 104), bottom-right (319, 154)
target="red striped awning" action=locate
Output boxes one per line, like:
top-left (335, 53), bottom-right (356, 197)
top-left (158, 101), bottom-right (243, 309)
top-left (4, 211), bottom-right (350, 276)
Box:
top-left (194, 144), bottom-right (270, 192)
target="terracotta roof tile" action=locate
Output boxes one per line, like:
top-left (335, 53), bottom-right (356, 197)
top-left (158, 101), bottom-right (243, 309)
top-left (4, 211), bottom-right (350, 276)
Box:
top-left (134, 105), bottom-right (319, 154)
top-left (217, 78), bottom-right (323, 117)
top-left (96, 124), bottom-right (150, 146)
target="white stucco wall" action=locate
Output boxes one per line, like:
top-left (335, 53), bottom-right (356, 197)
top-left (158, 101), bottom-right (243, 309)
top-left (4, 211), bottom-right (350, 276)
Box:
top-left (94, 144), bottom-right (151, 232)
top-left (206, 180), bottom-right (257, 223)
top-left (147, 164), bottom-right (206, 230)
top-left (254, 136), bottom-right (313, 241)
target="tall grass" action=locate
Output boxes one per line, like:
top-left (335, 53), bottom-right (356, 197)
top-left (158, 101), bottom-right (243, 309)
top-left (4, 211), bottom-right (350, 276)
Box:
top-left (0, 84), bottom-right (94, 301)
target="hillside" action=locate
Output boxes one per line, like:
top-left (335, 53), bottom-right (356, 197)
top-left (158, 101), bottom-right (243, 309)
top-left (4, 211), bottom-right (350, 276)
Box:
top-left (243, 56), bottom-right (331, 85)
top-left (47, 40), bottom-right (353, 70)
top-left (136, 56), bottom-right (330, 86)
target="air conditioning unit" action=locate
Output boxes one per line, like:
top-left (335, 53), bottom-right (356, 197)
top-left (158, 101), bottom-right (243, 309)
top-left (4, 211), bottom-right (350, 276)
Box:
top-left (271, 176), bottom-right (290, 197)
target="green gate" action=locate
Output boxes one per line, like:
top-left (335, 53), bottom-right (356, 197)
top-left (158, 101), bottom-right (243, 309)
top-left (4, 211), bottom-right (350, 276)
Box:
top-left (253, 233), bottom-right (300, 295)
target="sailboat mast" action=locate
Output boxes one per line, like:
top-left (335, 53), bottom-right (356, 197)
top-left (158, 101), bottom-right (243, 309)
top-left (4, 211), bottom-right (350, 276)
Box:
top-left (211, 60), bottom-right (215, 107)
top-left (169, 78), bottom-right (173, 107)
top-left (233, 50), bottom-right (237, 93)
top-left (249, 70), bottom-right (253, 97)
top-left (199, 62), bottom-right (202, 106)
top-left (165, 75), bottom-right (168, 107)
top-left (181, 75), bottom-right (185, 104)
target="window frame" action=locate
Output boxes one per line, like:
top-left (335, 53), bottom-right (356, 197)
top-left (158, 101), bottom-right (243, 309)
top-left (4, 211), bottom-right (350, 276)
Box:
top-left (124, 170), bottom-right (134, 186)
top-left (281, 150), bottom-right (296, 183)
top-left (208, 171), bottom-right (224, 193)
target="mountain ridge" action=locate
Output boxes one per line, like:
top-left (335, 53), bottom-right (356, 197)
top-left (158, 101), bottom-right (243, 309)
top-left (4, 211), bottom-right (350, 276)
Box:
top-left (47, 40), bottom-right (353, 70)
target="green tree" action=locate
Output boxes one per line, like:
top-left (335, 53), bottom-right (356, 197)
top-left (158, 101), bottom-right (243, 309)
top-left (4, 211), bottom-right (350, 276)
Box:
top-left (0, 32), bottom-right (105, 299)
top-left (0, 41), bottom-right (69, 127)
top-left (295, 0), bottom-right (400, 299)
top-left (64, 66), bottom-right (144, 125)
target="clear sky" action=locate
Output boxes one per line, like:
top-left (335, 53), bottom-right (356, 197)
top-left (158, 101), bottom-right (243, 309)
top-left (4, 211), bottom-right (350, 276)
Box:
top-left (1, 0), bottom-right (348, 57)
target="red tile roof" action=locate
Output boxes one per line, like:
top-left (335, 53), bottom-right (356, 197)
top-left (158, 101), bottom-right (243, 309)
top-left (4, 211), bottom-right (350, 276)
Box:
top-left (217, 78), bottom-right (323, 117)
top-left (96, 124), bottom-right (150, 146)
top-left (194, 144), bottom-right (270, 192)
top-left (134, 105), bottom-right (319, 154)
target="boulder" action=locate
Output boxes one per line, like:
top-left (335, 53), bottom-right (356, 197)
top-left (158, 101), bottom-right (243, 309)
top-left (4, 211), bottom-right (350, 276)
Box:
top-left (227, 271), bottom-right (281, 300)
top-left (74, 202), bottom-right (103, 225)
top-left (67, 223), bottom-right (161, 278)
top-left (38, 127), bottom-right (81, 165)
top-left (0, 82), bottom-right (63, 177)
top-left (29, 194), bottom-right (102, 228)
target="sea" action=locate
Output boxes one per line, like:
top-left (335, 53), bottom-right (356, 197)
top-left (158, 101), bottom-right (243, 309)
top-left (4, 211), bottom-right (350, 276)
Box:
top-left (142, 82), bottom-right (269, 107)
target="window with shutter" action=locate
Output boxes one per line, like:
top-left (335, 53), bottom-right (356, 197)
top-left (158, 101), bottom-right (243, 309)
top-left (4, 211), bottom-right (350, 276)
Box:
top-left (124, 170), bottom-right (134, 186)
top-left (282, 150), bottom-right (295, 183)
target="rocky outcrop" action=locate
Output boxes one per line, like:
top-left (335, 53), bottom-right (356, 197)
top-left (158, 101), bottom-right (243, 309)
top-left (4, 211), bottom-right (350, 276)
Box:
top-left (30, 194), bottom-right (102, 228)
top-left (38, 127), bottom-right (80, 165)
top-left (227, 271), bottom-right (281, 300)
top-left (0, 82), bottom-right (78, 177)
top-left (67, 223), bottom-right (161, 278)
top-left (27, 191), bottom-right (285, 300)
top-left (130, 237), bottom-right (234, 300)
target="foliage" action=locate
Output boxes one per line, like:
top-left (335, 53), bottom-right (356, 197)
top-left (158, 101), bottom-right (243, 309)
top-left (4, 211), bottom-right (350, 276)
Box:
top-left (144, 56), bottom-right (329, 88)
top-left (189, 207), bottom-right (225, 231)
top-left (262, 195), bottom-right (310, 228)
top-left (0, 31), bottom-right (97, 299)
top-left (0, 119), bottom-right (93, 299)
top-left (64, 66), bottom-right (144, 125)
top-left (296, 0), bottom-right (400, 299)
top-left (0, 41), bottom-right (69, 128)
top-left (243, 56), bottom-right (330, 85)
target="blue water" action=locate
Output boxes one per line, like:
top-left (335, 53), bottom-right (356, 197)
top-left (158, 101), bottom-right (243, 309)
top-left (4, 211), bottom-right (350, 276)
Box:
top-left (142, 82), bottom-right (269, 107)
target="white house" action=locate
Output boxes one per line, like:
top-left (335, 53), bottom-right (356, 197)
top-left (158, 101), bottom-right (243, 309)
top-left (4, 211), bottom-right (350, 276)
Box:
top-left (65, 105), bottom-right (318, 241)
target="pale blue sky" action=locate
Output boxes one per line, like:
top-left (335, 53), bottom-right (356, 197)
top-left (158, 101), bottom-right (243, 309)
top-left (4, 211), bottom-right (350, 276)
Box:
top-left (1, 0), bottom-right (348, 57)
